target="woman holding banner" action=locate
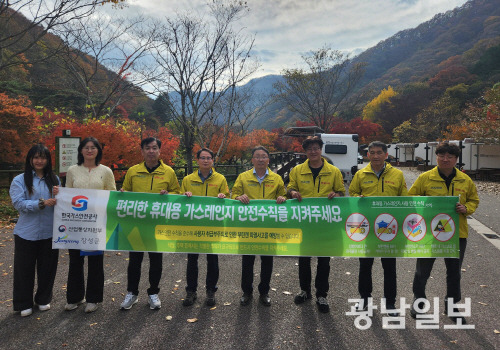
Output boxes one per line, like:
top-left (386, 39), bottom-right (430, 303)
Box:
top-left (64, 137), bottom-right (116, 313)
top-left (10, 144), bottom-right (60, 317)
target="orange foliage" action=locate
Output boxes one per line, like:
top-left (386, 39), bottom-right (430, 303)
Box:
top-left (443, 124), bottom-right (472, 140)
top-left (0, 93), bottom-right (41, 165)
top-left (194, 128), bottom-right (280, 163)
top-left (245, 129), bottom-right (278, 151)
top-left (37, 109), bottom-right (179, 173)
top-left (329, 117), bottom-right (390, 144)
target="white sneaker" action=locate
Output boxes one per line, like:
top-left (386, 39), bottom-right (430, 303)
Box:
top-left (85, 302), bottom-right (99, 313)
top-left (65, 299), bottom-right (85, 311)
top-left (120, 292), bottom-right (138, 310)
top-left (148, 294), bottom-right (161, 310)
top-left (20, 308), bottom-right (33, 317)
top-left (38, 304), bottom-right (50, 311)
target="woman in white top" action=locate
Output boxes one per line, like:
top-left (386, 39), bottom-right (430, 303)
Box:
top-left (65, 137), bottom-right (116, 313)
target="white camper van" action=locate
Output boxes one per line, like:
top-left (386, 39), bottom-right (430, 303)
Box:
top-left (317, 134), bottom-right (359, 182)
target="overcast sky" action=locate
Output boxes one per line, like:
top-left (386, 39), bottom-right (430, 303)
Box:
top-left (106, 0), bottom-right (467, 78)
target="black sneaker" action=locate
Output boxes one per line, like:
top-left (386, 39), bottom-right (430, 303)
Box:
top-left (182, 291), bottom-right (197, 306)
top-left (294, 290), bottom-right (312, 304)
top-left (316, 297), bottom-right (330, 313)
top-left (206, 290), bottom-right (216, 307)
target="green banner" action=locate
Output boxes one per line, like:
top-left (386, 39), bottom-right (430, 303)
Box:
top-left (103, 191), bottom-right (459, 258)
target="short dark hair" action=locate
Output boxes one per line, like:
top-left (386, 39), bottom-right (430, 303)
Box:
top-left (302, 136), bottom-right (324, 150)
top-left (368, 141), bottom-right (387, 153)
top-left (197, 148), bottom-right (214, 159)
top-left (141, 137), bottom-right (161, 149)
top-left (251, 145), bottom-right (270, 157)
top-left (436, 142), bottom-right (460, 157)
top-left (77, 137), bottom-right (103, 166)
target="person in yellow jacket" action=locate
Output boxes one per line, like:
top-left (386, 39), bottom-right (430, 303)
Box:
top-left (287, 136), bottom-right (345, 313)
top-left (409, 142), bottom-right (479, 323)
top-left (181, 148), bottom-right (229, 307)
top-left (119, 137), bottom-right (180, 311)
top-left (232, 146), bottom-right (287, 307)
top-left (349, 141), bottom-right (408, 316)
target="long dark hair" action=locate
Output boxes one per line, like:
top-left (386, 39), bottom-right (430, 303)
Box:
top-left (77, 137), bottom-right (103, 166)
top-left (24, 144), bottom-right (59, 195)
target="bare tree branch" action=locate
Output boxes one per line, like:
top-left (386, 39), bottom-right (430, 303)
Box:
top-left (274, 46), bottom-right (366, 131)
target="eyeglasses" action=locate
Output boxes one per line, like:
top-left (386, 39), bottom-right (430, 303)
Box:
top-left (253, 156), bottom-right (269, 160)
top-left (437, 154), bottom-right (457, 160)
top-left (199, 157), bottom-right (212, 161)
top-left (306, 147), bottom-right (321, 152)
top-left (83, 147), bottom-right (97, 151)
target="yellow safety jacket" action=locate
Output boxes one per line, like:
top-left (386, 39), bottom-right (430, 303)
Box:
top-left (287, 158), bottom-right (345, 198)
top-left (181, 169), bottom-right (230, 197)
top-left (349, 162), bottom-right (408, 197)
top-left (122, 160), bottom-right (180, 194)
top-left (231, 168), bottom-right (286, 200)
top-left (408, 166), bottom-right (479, 238)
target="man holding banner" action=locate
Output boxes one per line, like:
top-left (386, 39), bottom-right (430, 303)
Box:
top-left (349, 141), bottom-right (408, 316)
top-left (119, 137), bottom-right (180, 311)
top-left (409, 142), bottom-right (479, 323)
top-left (288, 136), bottom-right (345, 313)
top-left (232, 146), bottom-right (287, 307)
top-left (181, 148), bottom-right (230, 307)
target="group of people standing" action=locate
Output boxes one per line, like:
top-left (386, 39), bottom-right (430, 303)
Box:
top-left (10, 135), bottom-right (478, 324)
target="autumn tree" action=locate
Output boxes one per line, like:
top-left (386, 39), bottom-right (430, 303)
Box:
top-left (362, 86), bottom-right (397, 122)
top-left (330, 117), bottom-right (389, 144)
top-left (273, 46), bottom-right (366, 131)
top-left (38, 109), bottom-right (180, 171)
top-left (145, 0), bottom-right (258, 173)
top-left (461, 83), bottom-right (500, 143)
top-left (393, 120), bottom-right (421, 143)
top-left (411, 84), bottom-right (471, 141)
top-left (374, 82), bottom-right (434, 134)
top-left (0, 93), bottom-right (40, 164)
top-left (429, 55), bottom-right (476, 92)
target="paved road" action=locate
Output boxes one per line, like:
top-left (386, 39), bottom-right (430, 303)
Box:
top-left (0, 166), bottom-right (499, 350)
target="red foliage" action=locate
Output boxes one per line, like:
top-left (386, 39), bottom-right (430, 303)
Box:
top-left (429, 57), bottom-right (476, 91)
top-left (38, 109), bottom-right (179, 174)
top-left (0, 93), bottom-right (41, 165)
